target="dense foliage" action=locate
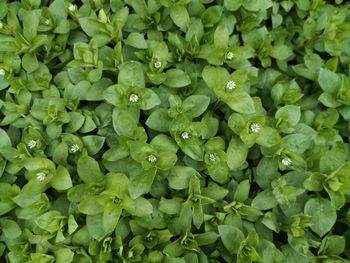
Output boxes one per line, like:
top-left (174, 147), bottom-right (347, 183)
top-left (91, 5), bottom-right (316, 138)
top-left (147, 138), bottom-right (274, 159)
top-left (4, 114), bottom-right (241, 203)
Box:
top-left (1, 0), bottom-right (350, 262)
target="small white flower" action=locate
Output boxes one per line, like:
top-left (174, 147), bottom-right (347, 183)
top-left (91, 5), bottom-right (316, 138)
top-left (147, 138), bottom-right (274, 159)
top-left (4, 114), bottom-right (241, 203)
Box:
top-left (36, 172), bottom-right (46, 182)
top-left (129, 94), bottom-right (139, 103)
top-left (70, 144), bottom-right (80, 153)
top-left (44, 19), bottom-right (50, 25)
top-left (181, 131), bottom-right (191, 140)
top-left (226, 80), bottom-right (236, 90)
top-left (208, 153), bottom-right (217, 162)
top-left (0, 68), bottom-right (5, 76)
top-left (147, 154), bottom-right (157, 163)
top-left (226, 52), bottom-right (234, 60)
top-left (250, 123), bottom-right (261, 133)
top-left (68, 4), bottom-right (77, 11)
top-left (282, 157), bottom-right (292, 166)
top-left (154, 60), bottom-right (162, 69)
top-left (27, 140), bottom-right (37, 149)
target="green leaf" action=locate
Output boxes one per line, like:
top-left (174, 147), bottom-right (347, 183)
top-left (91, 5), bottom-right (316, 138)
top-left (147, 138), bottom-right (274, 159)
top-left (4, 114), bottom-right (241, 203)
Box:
top-left (202, 66), bottom-right (228, 91)
top-left (195, 232), bottom-right (219, 246)
top-left (170, 6), bottom-right (190, 29)
top-left (186, 18), bottom-right (204, 41)
top-left (51, 166), bottom-right (73, 190)
top-left (318, 68), bottom-right (341, 94)
top-left (102, 204), bottom-right (122, 233)
top-left (0, 219), bottom-right (22, 239)
top-left (251, 190), bottom-right (278, 210)
top-left (168, 166), bottom-right (198, 190)
top-left (164, 69), bottom-right (191, 88)
top-left (207, 163), bottom-right (228, 183)
top-left (319, 235), bottom-right (345, 256)
top-left (124, 32), bottom-right (148, 49)
top-left (159, 197), bottom-right (182, 214)
top-left (103, 145), bottom-right (129, 162)
top-left (112, 107), bottom-right (140, 137)
top-left (53, 142), bottom-right (68, 166)
top-left (275, 105), bottom-right (301, 130)
top-left (68, 215), bottom-right (79, 235)
top-left (218, 225), bottom-right (244, 253)
top-left (78, 196), bottom-right (104, 215)
top-left (201, 6), bottom-right (223, 27)
top-left (256, 127), bottom-right (281, 147)
top-left (337, 75), bottom-right (350, 105)
top-left (54, 248), bottom-right (75, 263)
top-left (304, 198), bottom-right (337, 237)
top-left (23, 11), bottom-right (39, 40)
top-left (183, 95), bottom-right (211, 118)
top-left (303, 173), bottom-right (325, 192)
top-left (225, 91), bottom-right (255, 114)
top-left (82, 135), bottom-right (105, 155)
top-left (202, 112), bottom-right (219, 139)
top-left (0, 128), bottom-right (11, 147)
top-left (35, 211), bottom-right (63, 233)
top-left (318, 92), bottom-right (342, 108)
top-left (123, 197), bottom-right (153, 217)
top-left (86, 214), bottom-right (109, 240)
top-left (319, 143), bottom-right (345, 173)
top-left (86, 78), bottom-right (113, 101)
top-left (146, 108), bottom-right (172, 132)
top-left (242, 0), bottom-right (273, 11)
top-left (118, 61), bottom-right (145, 88)
top-left (205, 137), bottom-right (225, 151)
top-left (151, 134), bottom-right (179, 153)
top-left (129, 141), bottom-right (153, 164)
top-left (103, 84), bottom-right (122, 107)
top-left (24, 157), bottom-right (55, 172)
top-left (262, 212), bottom-right (281, 233)
top-left (139, 88), bottom-right (161, 110)
top-left (224, 0), bottom-right (242, 10)
top-left (270, 45), bottom-right (293, 60)
top-left (105, 173), bottom-right (129, 198)
top-left (78, 18), bottom-right (113, 46)
top-left (65, 112), bottom-right (85, 133)
top-left (180, 140), bottom-right (204, 161)
top-left (77, 155), bottom-right (104, 183)
top-left (22, 53), bottom-right (39, 73)
top-left (226, 136), bottom-right (248, 170)
top-left (152, 42), bottom-right (169, 63)
top-left (157, 151), bottom-right (177, 170)
top-left (234, 179), bottom-right (250, 202)
top-left (128, 168), bottom-right (157, 199)
top-left (214, 25), bottom-right (229, 49)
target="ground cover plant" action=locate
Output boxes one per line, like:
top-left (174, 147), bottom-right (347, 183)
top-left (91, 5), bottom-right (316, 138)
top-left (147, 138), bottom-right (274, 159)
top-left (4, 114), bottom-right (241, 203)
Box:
top-left (0, 0), bottom-right (350, 262)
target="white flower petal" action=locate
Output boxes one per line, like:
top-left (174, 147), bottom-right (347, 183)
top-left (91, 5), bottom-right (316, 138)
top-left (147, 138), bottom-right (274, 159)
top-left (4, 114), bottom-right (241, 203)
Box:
top-left (226, 52), bottom-right (234, 60)
top-left (181, 132), bottom-right (191, 140)
top-left (208, 153), bottom-right (217, 161)
top-left (147, 154), bottom-right (157, 163)
top-left (129, 94), bottom-right (139, 103)
top-left (36, 172), bottom-right (46, 182)
top-left (250, 123), bottom-right (261, 133)
top-left (70, 144), bottom-right (80, 153)
top-left (27, 140), bottom-right (37, 149)
top-left (154, 61), bottom-right (162, 69)
top-left (68, 4), bottom-right (76, 11)
top-left (226, 80), bottom-right (236, 90)
top-left (282, 157), bottom-right (292, 166)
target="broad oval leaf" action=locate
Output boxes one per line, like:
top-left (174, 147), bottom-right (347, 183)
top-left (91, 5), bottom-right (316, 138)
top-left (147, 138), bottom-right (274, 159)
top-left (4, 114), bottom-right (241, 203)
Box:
top-left (304, 198), bottom-right (337, 237)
